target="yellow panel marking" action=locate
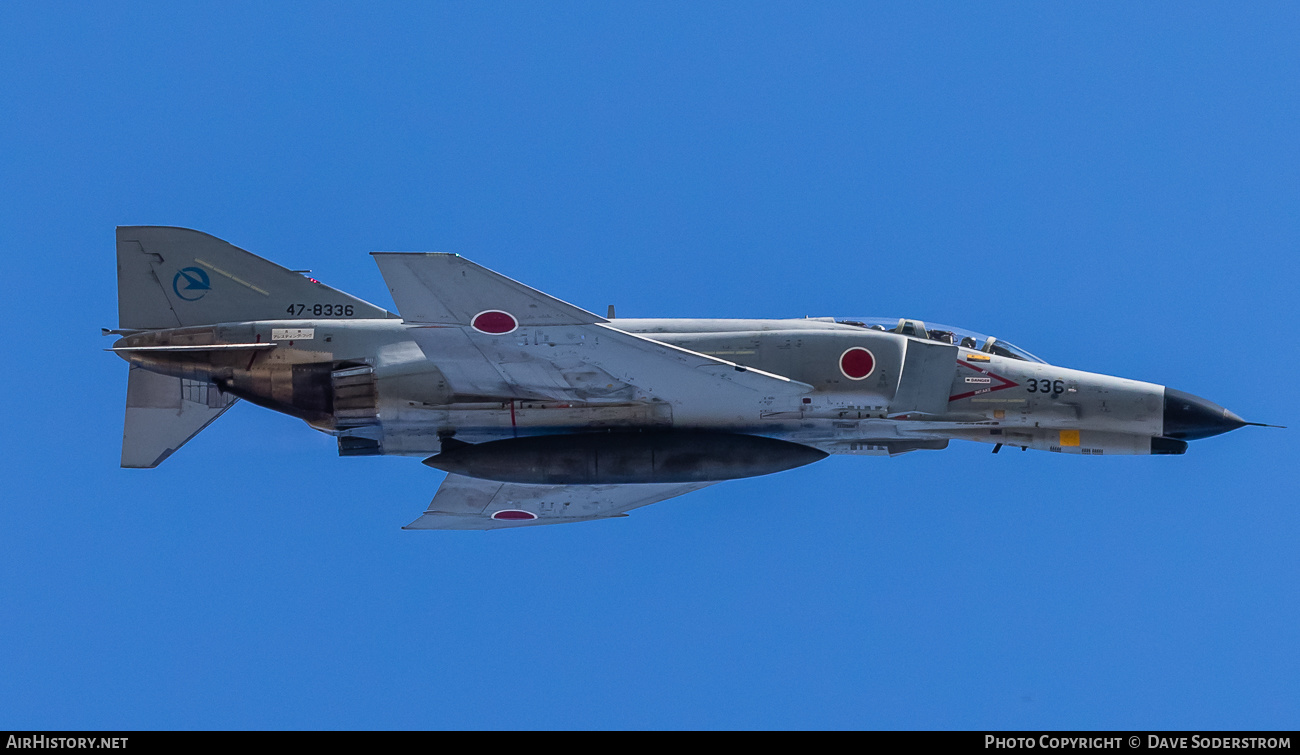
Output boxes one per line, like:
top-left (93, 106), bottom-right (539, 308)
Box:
top-left (1059, 430), bottom-right (1080, 447)
top-left (966, 354), bottom-right (991, 362)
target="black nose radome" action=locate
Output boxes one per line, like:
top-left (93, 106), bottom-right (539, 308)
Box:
top-left (1163, 388), bottom-right (1247, 441)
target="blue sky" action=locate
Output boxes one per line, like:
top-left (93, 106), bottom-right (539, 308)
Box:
top-left (2, 2), bottom-right (1297, 729)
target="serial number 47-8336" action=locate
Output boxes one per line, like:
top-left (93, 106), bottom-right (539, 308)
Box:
top-left (286, 304), bottom-right (354, 317)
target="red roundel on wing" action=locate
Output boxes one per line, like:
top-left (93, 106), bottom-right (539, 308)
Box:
top-left (840, 347), bottom-right (875, 380)
top-left (492, 509), bottom-right (537, 521)
top-left (471, 310), bottom-right (518, 334)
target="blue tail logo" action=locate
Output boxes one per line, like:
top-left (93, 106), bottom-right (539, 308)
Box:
top-left (172, 267), bottom-right (211, 301)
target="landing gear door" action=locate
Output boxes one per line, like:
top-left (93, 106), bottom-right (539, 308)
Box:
top-left (889, 339), bottom-right (958, 415)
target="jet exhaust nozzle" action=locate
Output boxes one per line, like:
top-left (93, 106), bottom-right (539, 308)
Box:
top-left (424, 431), bottom-right (829, 485)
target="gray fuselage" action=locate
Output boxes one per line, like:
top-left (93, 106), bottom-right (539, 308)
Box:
top-left (114, 315), bottom-right (1206, 459)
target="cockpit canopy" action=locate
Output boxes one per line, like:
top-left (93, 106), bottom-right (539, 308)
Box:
top-left (836, 317), bottom-right (1046, 363)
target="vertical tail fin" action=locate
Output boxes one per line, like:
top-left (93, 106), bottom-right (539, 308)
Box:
top-left (116, 226), bottom-right (395, 329)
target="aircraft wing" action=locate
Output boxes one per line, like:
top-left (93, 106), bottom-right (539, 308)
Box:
top-left (404, 473), bottom-right (715, 530)
top-left (371, 253), bottom-right (813, 410)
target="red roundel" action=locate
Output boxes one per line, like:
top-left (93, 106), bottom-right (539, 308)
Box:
top-left (471, 310), bottom-right (518, 335)
top-left (492, 509), bottom-right (537, 521)
top-left (840, 347), bottom-right (876, 380)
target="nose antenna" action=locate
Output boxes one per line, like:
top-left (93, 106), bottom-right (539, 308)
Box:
top-left (1243, 422), bottom-right (1287, 429)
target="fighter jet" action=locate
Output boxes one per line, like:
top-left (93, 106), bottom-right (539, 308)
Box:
top-left (108, 227), bottom-right (1277, 529)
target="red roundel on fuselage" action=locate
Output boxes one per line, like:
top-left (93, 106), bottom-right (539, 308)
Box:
top-left (492, 509), bottom-right (537, 521)
top-left (840, 347), bottom-right (876, 380)
top-left (471, 310), bottom-right (518, 334)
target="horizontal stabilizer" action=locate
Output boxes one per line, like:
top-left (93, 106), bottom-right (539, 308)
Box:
top-left (121, 366), bottom-right (237, 468)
